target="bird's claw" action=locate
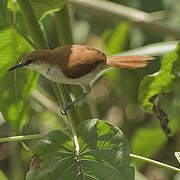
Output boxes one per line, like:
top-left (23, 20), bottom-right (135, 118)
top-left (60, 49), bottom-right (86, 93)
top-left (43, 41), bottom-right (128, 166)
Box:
top-left (60, 103), bottom-right (72, 115)
top-left (60, 109), bottom-right (67, 115)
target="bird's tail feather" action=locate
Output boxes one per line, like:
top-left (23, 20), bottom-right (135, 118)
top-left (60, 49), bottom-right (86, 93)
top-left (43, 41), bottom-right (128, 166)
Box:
top-left (107, 56), bottom-right (154, 68)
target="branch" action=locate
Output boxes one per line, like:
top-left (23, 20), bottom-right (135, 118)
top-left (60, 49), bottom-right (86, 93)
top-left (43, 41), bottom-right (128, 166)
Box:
top-left (0, 134), bottom-right (44, 143)
top-left (31, 89), bottom-right (61, 116)
top-left (70, 0), bottom-right (180, 39)
top-left (130, 153), bottom-right (180, 172)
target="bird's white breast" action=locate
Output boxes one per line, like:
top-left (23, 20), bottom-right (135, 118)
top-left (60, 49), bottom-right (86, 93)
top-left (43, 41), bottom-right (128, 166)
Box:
top-left (26, 62), bottom-right (104, 88)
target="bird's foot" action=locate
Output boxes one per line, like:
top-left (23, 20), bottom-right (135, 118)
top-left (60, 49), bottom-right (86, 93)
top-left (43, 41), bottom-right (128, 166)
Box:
top-left (60, 103), bottom-right (73, 115)
top-left (60, 92), bottom-right (89, 115)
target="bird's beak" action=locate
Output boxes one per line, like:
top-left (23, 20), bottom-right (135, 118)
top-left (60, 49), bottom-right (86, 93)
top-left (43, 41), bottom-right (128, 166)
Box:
top-left (8, 63), bottom-right (24, 71)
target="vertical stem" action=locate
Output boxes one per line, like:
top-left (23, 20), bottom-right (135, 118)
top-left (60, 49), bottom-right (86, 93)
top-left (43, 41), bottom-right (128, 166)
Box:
top-left (54, 4), bottom-right (81, 126)
top-left (17, 0), bottom-right (48, 49)
top-left (17, 0), bottom-right (79, 150)
top-left (54, 4), bottom-right (80, 151)
top-left (55, 6), bottom-right (94, 120)
top-left (12, 0), bottom-right (17, 104)
top-left (54, 5), bottom-right (73, 45)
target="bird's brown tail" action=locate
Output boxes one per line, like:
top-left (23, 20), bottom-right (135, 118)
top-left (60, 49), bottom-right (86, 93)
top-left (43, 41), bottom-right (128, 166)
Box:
top-left (107, 56), bottom-right (154, 68)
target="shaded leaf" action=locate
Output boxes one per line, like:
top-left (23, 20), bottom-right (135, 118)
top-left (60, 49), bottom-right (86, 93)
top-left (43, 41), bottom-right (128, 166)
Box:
top-left (0, 0), bottom-right (8, 21)
top-left (26, 119), bottom-right (134, 180)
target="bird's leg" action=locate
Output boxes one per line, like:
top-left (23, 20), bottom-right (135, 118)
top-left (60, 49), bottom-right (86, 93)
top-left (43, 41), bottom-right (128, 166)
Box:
top-left (61, 92), bottom-right (89, 115)
top-left (61, 85), bottom-right (90, 115)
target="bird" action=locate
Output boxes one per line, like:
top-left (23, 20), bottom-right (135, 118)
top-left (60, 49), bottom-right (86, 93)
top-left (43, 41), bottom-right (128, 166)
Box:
top-left (8, 45), bottom-right (153, 113)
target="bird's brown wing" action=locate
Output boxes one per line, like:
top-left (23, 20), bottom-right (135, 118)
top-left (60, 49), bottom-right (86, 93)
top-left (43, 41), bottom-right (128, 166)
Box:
top-left (51, 45), bottom-right (106, 79)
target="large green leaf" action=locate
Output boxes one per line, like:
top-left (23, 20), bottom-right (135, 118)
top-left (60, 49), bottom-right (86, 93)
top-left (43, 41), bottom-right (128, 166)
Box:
top-left (138, 42), bottom-right (180, 114)
top-left (0, 170), bottom-right (8, 180)
top-left (0, 0), bottom-right (68, 36)
top-left (0, 0), bottom-right (8, 21)
top-left (0, 29), bottom-right (38, 133)
top-left (105, 22), bottom-right (129, 56)
top-left (26, 119), bottom-right (134, 180)
top-left (131, 118), bottom-right (179, 168)
top-left (30, 0), bottom-right (67, 20)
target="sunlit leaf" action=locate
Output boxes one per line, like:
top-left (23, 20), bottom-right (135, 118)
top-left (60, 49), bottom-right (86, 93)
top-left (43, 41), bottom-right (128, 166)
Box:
top-left (0, 0), bottom-right (68, 36)
top-left (26, 119), bottom-right (134, 180)
top-left (106, 22), bottom-right (129, 56)
top-left (175, 152), bottom-right (180, 164)
top-left (131, 119), bottom-right (179, 168)
top-left (0, 29), bottom-right (38, 134)
top-left (0, 170), bottom-right (8, 180)
top-left (138, 43), bottom-right (180, 114)
top-left (30, 0), bottom-right (67, 20)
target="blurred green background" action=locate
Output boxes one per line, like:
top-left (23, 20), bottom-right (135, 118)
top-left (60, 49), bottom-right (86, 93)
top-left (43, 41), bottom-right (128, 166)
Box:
top-left (0, 0), bottom-right (180, 179)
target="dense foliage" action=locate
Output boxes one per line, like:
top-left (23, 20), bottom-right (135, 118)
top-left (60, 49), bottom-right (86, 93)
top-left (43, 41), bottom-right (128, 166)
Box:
top-left (0, 0), bottom-right (180, 179)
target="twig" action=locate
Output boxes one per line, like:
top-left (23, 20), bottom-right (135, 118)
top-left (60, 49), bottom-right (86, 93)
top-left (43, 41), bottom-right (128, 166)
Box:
top-left (130, 153), bottom-right (180, 172)
top-left (31, 89), bottom-right (61, 117)
top-left (0, 134), bottom-right (44, 143)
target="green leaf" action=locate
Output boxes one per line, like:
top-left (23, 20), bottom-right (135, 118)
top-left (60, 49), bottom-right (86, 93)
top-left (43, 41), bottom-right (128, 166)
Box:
top-left (131, 118), bottom-right (179, 168)
top-left (131, 126), bottom-right (166, 168)
top-left (30, 0), bottom-right (68, 20)
top-left (0, 29), bottom-right (38, 133)
top-left (0, 0), bottom-right (68, 36)
top-left (0, 170), bottom-right (8, 180)
top-left (105, 22), bottom-right (129, 56)
top-left (0, 0), bottom-right (8, 21)
top-left (138, 42), bottom-right (180, 114)
top-left (26, 119), bottom-right (134, 180)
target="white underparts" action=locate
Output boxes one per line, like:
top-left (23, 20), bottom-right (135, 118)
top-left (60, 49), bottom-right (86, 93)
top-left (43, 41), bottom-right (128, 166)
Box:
top-left (26, 62), bottom-right (105, 93)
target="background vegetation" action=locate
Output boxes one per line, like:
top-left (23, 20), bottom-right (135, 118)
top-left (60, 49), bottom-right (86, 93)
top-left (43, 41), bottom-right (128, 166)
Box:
top-left (0, 0), bottom-right (180, 179)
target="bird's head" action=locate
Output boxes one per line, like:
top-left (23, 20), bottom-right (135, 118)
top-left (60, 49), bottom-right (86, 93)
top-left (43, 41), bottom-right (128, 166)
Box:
top-left (8, 49), bottom-right (50, 71)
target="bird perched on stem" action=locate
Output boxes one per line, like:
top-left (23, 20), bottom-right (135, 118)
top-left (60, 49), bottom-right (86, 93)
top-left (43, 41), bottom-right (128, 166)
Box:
top-left (8, 45), bottom-right (153, 113)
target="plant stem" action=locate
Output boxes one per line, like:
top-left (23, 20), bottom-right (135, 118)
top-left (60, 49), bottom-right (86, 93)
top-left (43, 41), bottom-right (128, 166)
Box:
top-left (70, 0), bottom-right (180, 38)
top-left (54, 4), bottom-right (81, 126)
top-left (0, 134), bottom-right (44, 143)
top-left (17, 0), bottom-right (48, 49)
top-left (16, 0), bottom-right (78, 152)
top-left (54, 4), bottom-right (80, 152)
top-left (130, 153), bottom-right (180, 172)
top-left (16, 0), bottom-right (76, 134)
top-left (7, 18), bottom-right (36, 49)
top-left (57, 85), bottom-right (79, 152)
top-left (55, 5), bottom-right (94, 122)
top-left (54, 5), bottom-right (73, 45)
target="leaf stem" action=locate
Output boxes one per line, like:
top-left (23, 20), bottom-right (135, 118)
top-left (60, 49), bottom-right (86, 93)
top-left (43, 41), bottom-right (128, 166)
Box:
top-left (0, 134), bottom-right (44, 143)
top-left (7, 18), bottom-right (36, 49)
top-left (54, 4), bottom-right (80, 153)
top-left (130, 153), bottom-right (180, 172)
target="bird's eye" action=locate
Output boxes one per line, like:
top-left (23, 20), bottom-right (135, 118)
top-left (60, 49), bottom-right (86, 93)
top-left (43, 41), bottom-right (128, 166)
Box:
top-left (24, 59), bottom-right (33, 66)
